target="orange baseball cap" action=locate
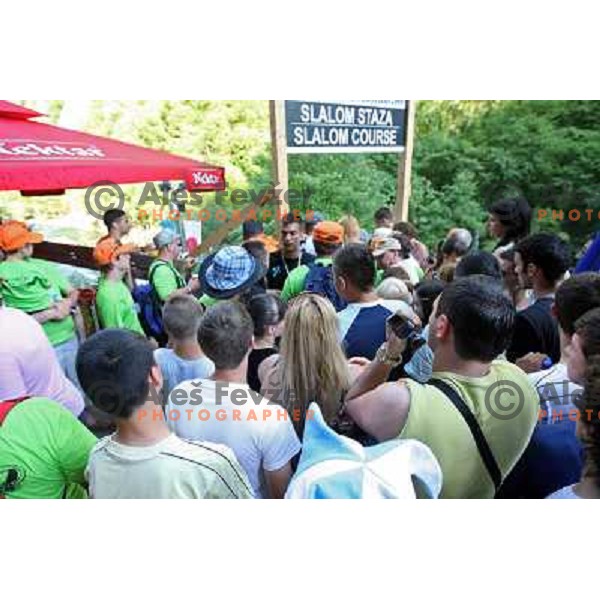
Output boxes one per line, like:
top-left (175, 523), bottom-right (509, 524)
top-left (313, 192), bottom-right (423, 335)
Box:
top-left (93, 238), bottom-right (137, 266)
top-left (0, 221), bottom-right (43, 252)
top-left (313, 221), bottom-right (344, 245)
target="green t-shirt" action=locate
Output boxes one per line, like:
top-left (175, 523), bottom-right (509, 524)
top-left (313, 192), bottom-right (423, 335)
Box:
top-left (96, 276), bottom-right (144, 335)
top-left (281, 257), bottom-right (333, 302)
top-left (0, 398), bottom-right (97, 499)
top-left (150, 259), bottom-right (186, 302)
top-left (0, 258), bottom-right (76, 346)
top-left (400, 360), bottom-right (539, 499)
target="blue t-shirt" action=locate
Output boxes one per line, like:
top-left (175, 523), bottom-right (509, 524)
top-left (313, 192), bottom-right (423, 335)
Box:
top-left (154, 349), bottom-right (215, 401)
top-left (338, 300), bottom-right (409, 360)
top-left (496, 419), bottom-right (584, 499)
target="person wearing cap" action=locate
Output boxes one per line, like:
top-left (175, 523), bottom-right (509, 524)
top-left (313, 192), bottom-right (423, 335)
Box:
top-left (198, 246), bottom-right (267, 307)
top-left (371, 235), bottom-right (420, 286)
top-left (149, 228), bottom-right (200, 303)
top-left (281, 221), bottom-right (345, 304)
top-left (96, 209), bottom-right (135, 290)
top-left (267, 213), bottom-right (315, 292)
top-left (0, 221), bottom-right (80, 385)
top-left (94, 238), bottom-right (144, 335)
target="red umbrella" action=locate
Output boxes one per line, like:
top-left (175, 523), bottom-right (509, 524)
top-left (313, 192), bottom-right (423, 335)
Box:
top-left (0, 100), bottom-right (225, 194)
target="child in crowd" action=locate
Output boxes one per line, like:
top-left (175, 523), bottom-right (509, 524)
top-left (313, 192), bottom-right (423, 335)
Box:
top-left (77, 329), bottom-right (252, 499)
top-left (153, 296), bottom-right (215, 401)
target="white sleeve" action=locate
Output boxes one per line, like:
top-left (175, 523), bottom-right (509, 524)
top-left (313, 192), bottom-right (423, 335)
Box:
top-left (259, 408), bottom-right (302, 472)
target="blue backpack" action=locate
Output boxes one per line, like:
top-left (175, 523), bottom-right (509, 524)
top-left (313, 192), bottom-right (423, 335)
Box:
top-left (305, 262), bottom-right (347, 312)
top-left (132, 261), bottom-right (172, 339)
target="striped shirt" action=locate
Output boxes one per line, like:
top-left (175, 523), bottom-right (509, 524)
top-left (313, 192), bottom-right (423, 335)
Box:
top-left (86, 433), bottom-right (253, 499)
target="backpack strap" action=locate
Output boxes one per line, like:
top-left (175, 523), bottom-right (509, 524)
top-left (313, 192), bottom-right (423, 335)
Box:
top-left (429, 378), bottom-right (502, 493)
top-left (147, 260), bottom-right (185, 296)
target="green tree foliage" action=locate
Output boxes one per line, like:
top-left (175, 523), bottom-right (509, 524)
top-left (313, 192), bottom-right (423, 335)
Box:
top-left (2, 100), bottom-right (598, 254)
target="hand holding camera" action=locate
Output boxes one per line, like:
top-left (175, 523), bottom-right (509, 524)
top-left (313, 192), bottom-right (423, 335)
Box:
top-left (378, 307), bottom-right (424, 365)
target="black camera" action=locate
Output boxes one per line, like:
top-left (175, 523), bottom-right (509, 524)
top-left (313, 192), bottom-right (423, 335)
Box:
top-left (386, 313), bottom-right (426, 352)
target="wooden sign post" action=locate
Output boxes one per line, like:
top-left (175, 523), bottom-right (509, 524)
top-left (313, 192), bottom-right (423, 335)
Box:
top-left (394, 101), bottom-right (416, 222)
top-left (269, 100), bottom-right (289, 217)
top-left (270, 100), bottom-right (415, 224)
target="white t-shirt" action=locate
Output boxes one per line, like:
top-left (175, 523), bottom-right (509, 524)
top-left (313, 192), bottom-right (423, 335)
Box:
top-left (528, 363), bottom-right (583, 424)
top-left (86, 433), bottom-right (253, 499)
top-left (166, 379), bottom-right (302, 498)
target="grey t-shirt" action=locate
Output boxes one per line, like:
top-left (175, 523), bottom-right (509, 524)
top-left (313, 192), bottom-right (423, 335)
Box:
top-left (154, 348), bottom-right (215, 400)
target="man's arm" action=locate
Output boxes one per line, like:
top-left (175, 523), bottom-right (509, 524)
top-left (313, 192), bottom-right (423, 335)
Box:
top-left (345, 359), bottom-right (411, 442)
top-left (347, 383), bottom-right (411, 442)
top-left (264, 462), bottom-right (293, 499)
top-left (31, 300), bottom-right (72, 325)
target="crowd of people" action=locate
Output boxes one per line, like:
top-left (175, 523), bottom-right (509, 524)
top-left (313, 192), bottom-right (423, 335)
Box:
top-left (2, 197), bottom-right (600, 500)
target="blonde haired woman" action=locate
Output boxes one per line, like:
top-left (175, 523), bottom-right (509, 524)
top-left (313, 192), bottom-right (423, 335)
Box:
top-left (259, 293), bottom-right (361, 437)
top-left (339, 215), bottom-right (362, 245)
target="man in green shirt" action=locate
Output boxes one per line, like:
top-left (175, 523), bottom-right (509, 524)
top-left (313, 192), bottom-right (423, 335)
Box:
top-left (281, 221), bottom-right (344, 303)
top-left (93, 237), bottom-right (144, 334)
top-left (150, 228), bottom-right (199, 302)
top-left (0, 221), bottom-right (80, 384)
top-left (0, 398), bottom-right (97, 499)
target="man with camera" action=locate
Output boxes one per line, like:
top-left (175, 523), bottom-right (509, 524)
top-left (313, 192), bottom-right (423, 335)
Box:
top-left (345, 275), bottom-right (539, 499)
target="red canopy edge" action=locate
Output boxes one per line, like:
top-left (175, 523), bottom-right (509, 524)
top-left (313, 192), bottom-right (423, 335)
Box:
top-left (0, 101), bottom-right (226, 193)
top-left (0, 101), bottom-right (44, 120)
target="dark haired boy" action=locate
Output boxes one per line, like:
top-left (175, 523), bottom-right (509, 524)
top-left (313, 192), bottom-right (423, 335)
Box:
top-left (497, 275), bottom-right (600, 498)
top-left (267, 214), bottom-right (315, 291)
top-left (154, 296), bottom-right (214, 399)
top-left (507, 233), bottom-right (571, 364)
top-left (77, 329), bottom-right (252, 499)
top-left (167, 301), bottom-right (300, 499)
top-left (374, 206), bottom-right (393, 230)
top-left (102, 209), bottom-right (132, 243)
top-left (334, 243), bottom-right (415, 360)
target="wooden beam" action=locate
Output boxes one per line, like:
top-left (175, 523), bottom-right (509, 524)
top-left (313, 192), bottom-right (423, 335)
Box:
top-left (394, 101), bottom-right (417, 222)
top-left (270, 100), bottom-right (289, 219)
top-left (33, 241), bottom-right (153, 280)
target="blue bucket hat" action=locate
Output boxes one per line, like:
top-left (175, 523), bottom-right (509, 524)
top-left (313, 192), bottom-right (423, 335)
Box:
top-left (285, 404), bottom-right (443, 499)
top-left (199, 246), bottom-right (265, 300)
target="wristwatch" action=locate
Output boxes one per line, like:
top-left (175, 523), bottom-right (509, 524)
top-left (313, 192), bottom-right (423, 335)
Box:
top-left (375, 343), bottom-right (403, 366)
